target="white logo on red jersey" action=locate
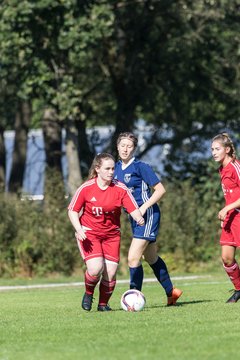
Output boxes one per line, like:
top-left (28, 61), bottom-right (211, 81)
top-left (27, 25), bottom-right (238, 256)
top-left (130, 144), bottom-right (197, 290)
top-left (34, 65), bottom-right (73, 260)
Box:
top-left (92, 207), bottom-right (103, 216)
top-left (221, 183), bottom-right (227, 196)
top-left (91, 197), bottom-right (97, 201)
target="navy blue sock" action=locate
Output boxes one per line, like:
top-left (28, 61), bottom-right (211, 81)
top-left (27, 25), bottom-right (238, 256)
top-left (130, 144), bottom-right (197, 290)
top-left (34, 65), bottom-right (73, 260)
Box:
top-left (129, 265), bottom-right (144, 291)
top-left (150, 257), bottom-right (173, 296)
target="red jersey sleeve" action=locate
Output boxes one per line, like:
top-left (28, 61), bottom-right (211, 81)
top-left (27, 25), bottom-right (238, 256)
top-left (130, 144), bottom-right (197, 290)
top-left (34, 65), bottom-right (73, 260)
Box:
top-left (68, 184), bottom-right (87, 212)
top-left (115, 181), bottom-right (139, 213)
top-left (232, 161), bottom-right (240, 187)
top-left (220, 160), bottom-right (240, 207)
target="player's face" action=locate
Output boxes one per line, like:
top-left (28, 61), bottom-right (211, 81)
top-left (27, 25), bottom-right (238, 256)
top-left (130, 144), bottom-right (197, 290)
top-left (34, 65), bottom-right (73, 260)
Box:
top-left (117, 138), bottom-right (135, 162)
top-left (96, 159), bottom-right (115, 182)
top-left (211, 141), bottom-right (230, 164)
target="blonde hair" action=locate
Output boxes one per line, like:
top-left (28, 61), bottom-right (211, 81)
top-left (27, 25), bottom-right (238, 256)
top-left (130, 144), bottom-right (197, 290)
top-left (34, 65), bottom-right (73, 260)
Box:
top-left (88, 153), bottom-right (115, 179)
top-left (116, 132), bottom-right (138, 149)
top-left (212, 133), bottom-right (237, 161)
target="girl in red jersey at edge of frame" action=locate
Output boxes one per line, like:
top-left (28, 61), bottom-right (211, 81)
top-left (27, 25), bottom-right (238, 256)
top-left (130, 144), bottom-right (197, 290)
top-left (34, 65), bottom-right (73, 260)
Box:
top-left (68, 153), bottom-right (144, 312)
top-left (114, 132), bottom-right (182, 306)
top-left (212, 133), bottom-right (240, 303)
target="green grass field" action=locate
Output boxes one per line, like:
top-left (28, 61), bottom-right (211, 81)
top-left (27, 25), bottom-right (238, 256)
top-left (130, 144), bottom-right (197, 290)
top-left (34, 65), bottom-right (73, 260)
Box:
top-left (0, 273), bottom-right (238, 360)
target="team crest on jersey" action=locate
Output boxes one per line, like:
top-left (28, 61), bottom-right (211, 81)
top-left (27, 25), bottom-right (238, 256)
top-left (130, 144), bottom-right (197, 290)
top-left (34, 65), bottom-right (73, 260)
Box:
top-left (124, 174), bottom-right (131, 183)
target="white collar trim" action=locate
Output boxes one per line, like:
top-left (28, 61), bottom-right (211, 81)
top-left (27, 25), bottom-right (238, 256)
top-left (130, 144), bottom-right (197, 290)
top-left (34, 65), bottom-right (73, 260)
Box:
top-left (121, 157), bottom-right (135, 170)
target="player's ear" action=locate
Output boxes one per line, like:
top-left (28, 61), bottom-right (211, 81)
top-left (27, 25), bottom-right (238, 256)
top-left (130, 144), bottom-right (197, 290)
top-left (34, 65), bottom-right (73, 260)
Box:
top-left (225, 146), bottom-right (231, 154)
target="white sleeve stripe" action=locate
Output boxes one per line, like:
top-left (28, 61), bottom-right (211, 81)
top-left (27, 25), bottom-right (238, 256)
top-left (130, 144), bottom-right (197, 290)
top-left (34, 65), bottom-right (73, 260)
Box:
top-left (231, 162), bottom-right (240, 179)
top-left (141, 180), bottom-right (149, 201)
top-left (68, 179), bottom-right (95, 210)
top-left (114, 181), bottom-right (139, 208)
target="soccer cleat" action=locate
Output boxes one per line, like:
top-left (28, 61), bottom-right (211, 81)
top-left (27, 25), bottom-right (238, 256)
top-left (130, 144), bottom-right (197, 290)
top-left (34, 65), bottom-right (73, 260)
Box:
top-left (97, 304), bottom-right (112, 312)
top-left (82, 293), bottom-right (94, 311)
top-left (226, 290), bottom-right (240, 303)
top-left (167, 287), bottom-right (183, 306)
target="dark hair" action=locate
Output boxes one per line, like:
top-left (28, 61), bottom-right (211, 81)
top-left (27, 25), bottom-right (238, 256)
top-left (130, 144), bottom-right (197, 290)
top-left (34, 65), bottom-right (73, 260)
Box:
top-left (88, 153), bottom-right (115, 179)
top-left (116, 132), bottom-right (138, 149)
top-left (212, 133), bottom-right (237, 161)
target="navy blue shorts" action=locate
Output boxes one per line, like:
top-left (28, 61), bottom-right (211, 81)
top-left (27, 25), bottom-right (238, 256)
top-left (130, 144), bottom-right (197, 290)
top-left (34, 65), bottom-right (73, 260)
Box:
top-left (129, 204), bottom-right (160, 242)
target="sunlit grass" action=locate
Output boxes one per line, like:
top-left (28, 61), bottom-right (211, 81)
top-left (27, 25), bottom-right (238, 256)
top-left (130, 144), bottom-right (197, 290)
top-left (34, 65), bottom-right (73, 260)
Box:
top-left (0, 273), bottom-right (237, 360)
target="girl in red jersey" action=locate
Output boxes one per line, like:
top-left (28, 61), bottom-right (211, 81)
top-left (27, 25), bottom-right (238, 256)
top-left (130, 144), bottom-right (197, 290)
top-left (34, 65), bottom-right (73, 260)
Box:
top-left (68, 153), bottom-right (144, 311)
top-left (212, 133), bottom-right (240, 302)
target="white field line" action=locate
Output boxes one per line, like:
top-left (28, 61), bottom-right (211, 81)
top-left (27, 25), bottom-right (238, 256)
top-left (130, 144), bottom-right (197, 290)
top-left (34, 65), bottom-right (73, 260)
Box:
top-left (0, 274), bottom-right (223, 292)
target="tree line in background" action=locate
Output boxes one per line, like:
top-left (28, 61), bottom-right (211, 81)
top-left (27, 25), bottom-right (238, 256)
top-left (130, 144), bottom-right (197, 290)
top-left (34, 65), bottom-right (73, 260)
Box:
top-left (0, 0), bottom-right (239, 277)
top-left (0, 162), bottom-right (224, 277)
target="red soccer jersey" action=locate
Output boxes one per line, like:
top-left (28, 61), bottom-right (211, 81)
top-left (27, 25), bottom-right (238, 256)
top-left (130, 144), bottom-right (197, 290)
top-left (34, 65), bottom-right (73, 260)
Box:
top-left (68, 178), bottom-right (139, 235)
top-left (219, 160), bottom-right (240, 209)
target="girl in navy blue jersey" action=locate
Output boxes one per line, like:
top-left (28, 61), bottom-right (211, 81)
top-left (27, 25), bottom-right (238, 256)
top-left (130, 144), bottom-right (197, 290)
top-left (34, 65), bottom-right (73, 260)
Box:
top-left (114, 132), bottom-right (182, 306)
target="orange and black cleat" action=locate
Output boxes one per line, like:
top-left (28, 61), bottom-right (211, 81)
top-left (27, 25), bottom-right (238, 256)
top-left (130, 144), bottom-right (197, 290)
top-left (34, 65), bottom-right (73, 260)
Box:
top-left (167, 288), bottom-right (183, 306)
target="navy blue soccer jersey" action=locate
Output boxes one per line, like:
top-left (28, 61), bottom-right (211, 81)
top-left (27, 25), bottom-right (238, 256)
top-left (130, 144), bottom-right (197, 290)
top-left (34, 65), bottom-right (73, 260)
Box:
top-left (114, 158), bottom-right (161, 241)
top-left (114, 158), bottom-right (161, 207)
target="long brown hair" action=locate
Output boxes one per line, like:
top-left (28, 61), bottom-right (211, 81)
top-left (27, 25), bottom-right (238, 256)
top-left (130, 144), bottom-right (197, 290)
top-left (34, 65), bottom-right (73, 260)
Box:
top-left (88, 153), bottom-right (115, 179)
top-left (212, 133), bottom-right (237, 161)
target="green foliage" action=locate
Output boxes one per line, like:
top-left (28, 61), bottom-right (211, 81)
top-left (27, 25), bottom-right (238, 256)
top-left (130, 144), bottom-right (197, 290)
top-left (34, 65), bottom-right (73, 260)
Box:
top-left (0, 192), bottom-right (79, 278)
top-left (119, 159), bottom-right (224, 275)
top-left (0, 159), bottom-right (225, 277)
top-left (0, 0), bottom-right (238, 276)
top-left (0, 195), bottom-right (18, 275)
top-left (159, 161), bottom-right (223, 272)
top-left (1, 0), bottom-right (239, 149)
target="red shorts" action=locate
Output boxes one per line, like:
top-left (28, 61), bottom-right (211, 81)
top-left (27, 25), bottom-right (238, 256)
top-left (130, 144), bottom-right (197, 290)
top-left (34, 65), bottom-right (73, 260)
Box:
top-left (76, 231), bottom-right (121, 263)
top-left (220, 210), bottom-right (240, 247)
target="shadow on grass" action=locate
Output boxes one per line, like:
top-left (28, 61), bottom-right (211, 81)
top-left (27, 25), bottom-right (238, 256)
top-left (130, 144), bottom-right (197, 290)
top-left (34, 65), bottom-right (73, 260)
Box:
top-left (90, 300), bottom-right (214, 313)
top-left (148, 299), bottom-right (214, 309)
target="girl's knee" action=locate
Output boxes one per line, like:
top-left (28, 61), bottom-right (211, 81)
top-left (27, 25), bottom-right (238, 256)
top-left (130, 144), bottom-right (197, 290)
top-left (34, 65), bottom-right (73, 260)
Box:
top-left (221, 246), bottom-right (236, 266)
top-left (144, 253), bottom-right (158, 264)
top-left (222, 256), bottom-right (235, 266)
top-left (128, 256), bottom-right (141, 268)
top-left (87, 266), bottom-right (104, 277)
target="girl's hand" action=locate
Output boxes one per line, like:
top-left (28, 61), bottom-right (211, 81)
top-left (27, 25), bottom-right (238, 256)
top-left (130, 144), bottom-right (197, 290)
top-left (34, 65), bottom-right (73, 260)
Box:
top-left (136, 217), bottom-right (145, 226)
top-left (218, 207), bottom-right (228, 222)
top-left (75, 227), bottom-right (87, 241)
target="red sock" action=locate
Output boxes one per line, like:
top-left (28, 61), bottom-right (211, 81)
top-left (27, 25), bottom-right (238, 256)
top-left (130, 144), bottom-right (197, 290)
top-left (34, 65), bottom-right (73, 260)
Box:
top-left (85, 271), bottom-right (100, 295)
top-left (223, 261), bottom-right (240, 290)
top-left (98, 279), bottom-right (116, 306)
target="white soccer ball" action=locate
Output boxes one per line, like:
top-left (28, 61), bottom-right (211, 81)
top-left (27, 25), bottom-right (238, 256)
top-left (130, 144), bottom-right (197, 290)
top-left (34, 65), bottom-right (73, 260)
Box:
top-left (120, 289), bottom-right (146, 312)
